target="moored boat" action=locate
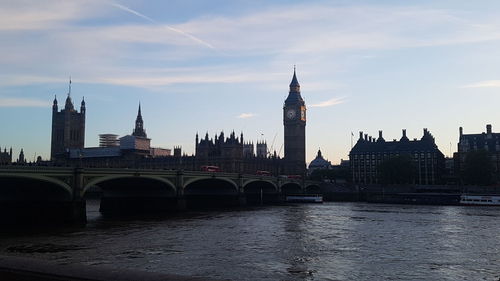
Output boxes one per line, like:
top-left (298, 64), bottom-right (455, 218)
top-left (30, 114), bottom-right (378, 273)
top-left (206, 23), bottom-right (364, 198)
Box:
top-left (285, 194), bottom-right (323, 203)
top-left (460, 194), bottom-right (500, 206)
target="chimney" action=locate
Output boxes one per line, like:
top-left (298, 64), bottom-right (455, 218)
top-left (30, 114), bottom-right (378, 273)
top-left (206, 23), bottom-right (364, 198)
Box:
top-left (402, 129), bottom-right (407, 138)
top-left (379, 130), bottom-right (383, 139)
top-left (369, 136), bottom-right (372, 142)
top-left (359, 131), bottom-right (363, 140)
top-left (487, 124), bottom-right (492, 134)
top-left (459, 127), bottom-right (463, 137)
top-left (364, 134), bottom-right (368, 141)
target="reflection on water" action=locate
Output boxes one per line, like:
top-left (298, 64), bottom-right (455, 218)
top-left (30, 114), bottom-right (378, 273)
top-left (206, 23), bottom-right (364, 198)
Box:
top-left (1, 200), bottom-right (500, 281)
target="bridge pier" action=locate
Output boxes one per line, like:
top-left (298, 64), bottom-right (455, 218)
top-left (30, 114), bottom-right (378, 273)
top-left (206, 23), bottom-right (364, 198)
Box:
top-left (176, 197), bottom-right (187, 211)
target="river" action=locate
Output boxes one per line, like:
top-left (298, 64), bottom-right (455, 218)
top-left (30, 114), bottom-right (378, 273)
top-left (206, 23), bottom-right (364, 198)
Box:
top-left (1, 200), bottom-right (499, 281)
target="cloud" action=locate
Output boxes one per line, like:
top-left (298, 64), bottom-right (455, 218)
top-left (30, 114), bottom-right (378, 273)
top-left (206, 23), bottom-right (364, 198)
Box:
top-left (310, 97), bottom-right (346, 108)
top-left (461, 80), bottom-right (500, 88)
top-left (109, 2), bottom-right (215, 49)
top-left (3, 1), bottom-right (500, 91)
top-left (0, 98), bottom-right (50, 107)
top-left (237, 113), bottom-right (256, 119)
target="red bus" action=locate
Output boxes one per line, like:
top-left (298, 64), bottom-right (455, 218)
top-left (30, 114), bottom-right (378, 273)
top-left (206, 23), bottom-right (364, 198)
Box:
top-left (286, 175), bottom-right (302, 179)
top-left (201, 165), bottom-right (221, 172)
top-left (256, 170), bottom-right (271, 176)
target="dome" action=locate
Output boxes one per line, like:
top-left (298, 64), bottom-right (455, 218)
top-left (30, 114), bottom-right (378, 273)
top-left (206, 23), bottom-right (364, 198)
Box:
top-left (308, 149), bottom-right (331, 170)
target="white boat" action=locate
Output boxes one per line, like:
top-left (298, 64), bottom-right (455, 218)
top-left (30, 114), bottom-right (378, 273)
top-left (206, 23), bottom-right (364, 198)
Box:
top-left (285, 194), bottom-right (323, 203)
top-left (460, 194), bottom-right (500, 206)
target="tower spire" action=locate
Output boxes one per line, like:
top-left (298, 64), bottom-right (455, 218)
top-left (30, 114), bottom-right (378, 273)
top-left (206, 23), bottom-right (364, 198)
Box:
top-left (285, 66), bottom-right (303, 103)
top-left (64, 77), bottom-right (74, 111)
top-left (132, 102), bottom-right (146, 138)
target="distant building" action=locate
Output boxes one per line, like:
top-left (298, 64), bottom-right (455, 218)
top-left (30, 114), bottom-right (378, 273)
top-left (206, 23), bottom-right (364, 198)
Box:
top-left (150, 147), bottom-right (171, 157)
top-left (195, 131), bottom-right (282, 174)
top-left (17, 149), bottom-right (26, 164)
top-left (349, 129), bottom-right (445, 184)
top-left (51, 80), bottom-right (85, 160)
top-left (455, 124), bottom-right (500, 183)
top-left (308, 149), bottom-right (332, 173)
top-left (243, 142), bottom-right (255, 157)
top-left (99, 134), bottom-right (119, 147)
top-left (256, 141), bottom-right (268, 158)
top-left (0, 147), bottom-right (12, 165)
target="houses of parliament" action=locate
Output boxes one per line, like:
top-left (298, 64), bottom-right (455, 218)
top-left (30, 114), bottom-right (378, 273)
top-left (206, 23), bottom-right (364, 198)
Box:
top-left (46, 70), bottom-right (307, 175)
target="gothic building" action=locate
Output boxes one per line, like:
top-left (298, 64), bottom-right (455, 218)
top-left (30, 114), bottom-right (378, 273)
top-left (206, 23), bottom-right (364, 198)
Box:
top-left (51, 80), bottom-right (85, 160)
top-left (194, 131), bottom-right (281, 174)
top-left (0, 147), bottom-right (12, 165)
top-left (283, 68), bottom-right (306, 174)
top-left (132, 104), bottom-right (147, 138)
top-left (350, 129), bottom-right (444, 185)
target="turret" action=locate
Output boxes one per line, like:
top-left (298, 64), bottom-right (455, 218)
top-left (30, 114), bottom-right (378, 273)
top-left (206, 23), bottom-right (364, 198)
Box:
top-left (80, 97), bottom-right (86, 115)
top-left (52, 95), bottom-right (58, 112)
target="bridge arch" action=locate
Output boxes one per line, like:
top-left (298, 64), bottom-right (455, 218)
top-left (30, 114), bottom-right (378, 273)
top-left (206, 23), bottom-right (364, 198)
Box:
top-left (0, 174), bottom-right (72, 200)
top-left (83, 175), bottom-right (176, 196)
top-left (243, 179), bottom-right (279, 205)
top-left (306, 184), bottom-right (321, 194)
top-left (281, 182), bottom-right (303, 195)
top-left (242, 179), bottom-right (278, 191)
top-left (183, 177), bottom-right (238, 191)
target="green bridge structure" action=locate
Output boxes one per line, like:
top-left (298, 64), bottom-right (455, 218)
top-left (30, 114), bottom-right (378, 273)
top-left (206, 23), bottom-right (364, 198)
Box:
top-left (0, 167), bottom-right (321, 223)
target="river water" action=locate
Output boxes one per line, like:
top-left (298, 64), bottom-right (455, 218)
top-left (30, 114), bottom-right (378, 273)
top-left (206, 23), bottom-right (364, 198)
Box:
top-left (1, 200), bottom-right (500, 281)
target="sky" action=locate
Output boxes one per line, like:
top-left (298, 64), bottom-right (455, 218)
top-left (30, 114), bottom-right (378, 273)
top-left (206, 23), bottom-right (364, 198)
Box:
top-left (2, 0), bottom-right (500, 164)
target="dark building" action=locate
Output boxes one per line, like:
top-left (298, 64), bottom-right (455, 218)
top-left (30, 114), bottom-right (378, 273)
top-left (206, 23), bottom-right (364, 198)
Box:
top-left (51, 80), bottom-right (85, 160)
top-left (308, 149), bottom-right (332, 173)
top-left (17, 148), bottom-right (26, 164)
top-left (283, 68), bottom-right (306, 174)
top-left (350, 129), bottom-right (444, 185)
top-left (0, 147), bottom-right (12, 165)
top-left (455, 124), bottom-right (500, 183)
top-left (195, 131), bottom-right (281, 174)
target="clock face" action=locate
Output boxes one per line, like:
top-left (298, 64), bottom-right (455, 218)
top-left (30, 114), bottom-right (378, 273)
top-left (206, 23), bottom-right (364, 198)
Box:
top-left (300, 106), bottom-right (306, 121)
top-left (286, 109), bottom-right (296, 119)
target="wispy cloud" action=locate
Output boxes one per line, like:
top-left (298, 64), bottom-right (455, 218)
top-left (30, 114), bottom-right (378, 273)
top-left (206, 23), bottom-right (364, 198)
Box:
top-left (461, 80), bottom-right (500, 88)
top-left (310, 97), bottom-right (346, 108)
top-left (0, 98), bottom-right (50, 107)
top-left (110, 2), bottom-right (215, 49)
top-left (237, 113), bottom-right (256, 119)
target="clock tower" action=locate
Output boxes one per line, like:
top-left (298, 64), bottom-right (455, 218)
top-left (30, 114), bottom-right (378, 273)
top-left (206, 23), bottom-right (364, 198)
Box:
top-left (283, 68), bottom-right (306, 174)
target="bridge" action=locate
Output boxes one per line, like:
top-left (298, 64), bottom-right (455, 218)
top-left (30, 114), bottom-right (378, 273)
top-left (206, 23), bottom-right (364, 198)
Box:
top-left (0, 167), bottom-right (321, 224)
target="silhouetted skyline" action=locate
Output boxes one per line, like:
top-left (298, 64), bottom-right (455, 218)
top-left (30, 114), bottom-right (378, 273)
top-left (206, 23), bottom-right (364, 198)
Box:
top-left (1, 0), bottom-right (500, 163)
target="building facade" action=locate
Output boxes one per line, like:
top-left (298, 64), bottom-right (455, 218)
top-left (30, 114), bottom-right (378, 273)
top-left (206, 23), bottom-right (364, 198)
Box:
top-left (455, 124), bottom-right (500, 183)
top-left (0, 147), bottom-right (12, 165)
top-left (51, 80), bottom-right (85, 160)
top-left (350, 129), bottom-right (444, 185)
top-left (195, 131), bottom-right (282, 174)
top-left (283, 68), bottom-right (306, 175)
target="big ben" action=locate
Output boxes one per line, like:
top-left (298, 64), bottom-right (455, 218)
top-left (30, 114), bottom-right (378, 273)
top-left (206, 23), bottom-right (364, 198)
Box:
top-left (283, 68), bottom-right (306, 174)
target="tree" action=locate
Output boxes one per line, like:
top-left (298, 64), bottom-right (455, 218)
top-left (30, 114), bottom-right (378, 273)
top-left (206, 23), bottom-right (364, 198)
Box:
top-left (463, 150), bottom-right (493, 185)
top-left (378, 155), bottom-right (414, 184)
